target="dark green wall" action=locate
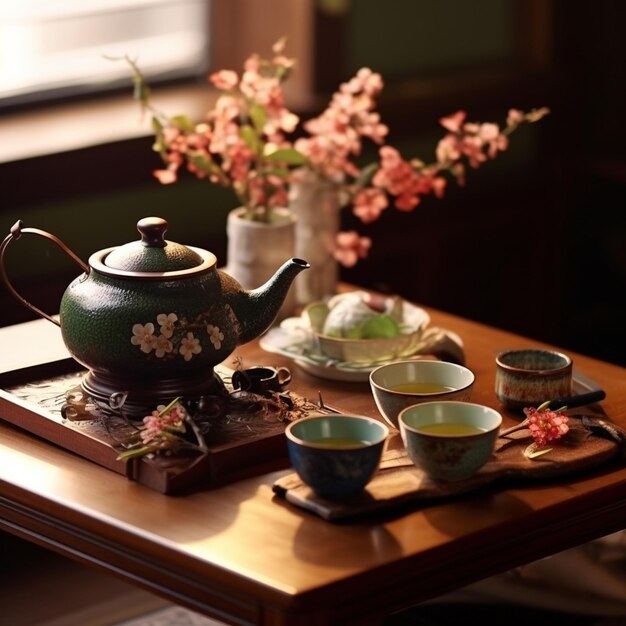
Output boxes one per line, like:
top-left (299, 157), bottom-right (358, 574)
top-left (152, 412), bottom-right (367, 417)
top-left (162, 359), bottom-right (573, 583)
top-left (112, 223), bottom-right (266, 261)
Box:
top-left (1, 179), bottom-right (233, 282)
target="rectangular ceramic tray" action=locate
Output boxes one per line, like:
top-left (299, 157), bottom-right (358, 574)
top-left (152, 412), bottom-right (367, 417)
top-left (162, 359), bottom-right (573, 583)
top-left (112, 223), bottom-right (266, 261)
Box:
top-left (0, 358), bottom-right (326, 495)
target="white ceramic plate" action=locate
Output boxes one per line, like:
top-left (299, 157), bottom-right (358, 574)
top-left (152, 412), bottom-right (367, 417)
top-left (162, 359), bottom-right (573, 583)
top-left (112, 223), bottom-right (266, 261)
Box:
top-left (259, 325), bottom-right (384, 381)
top-left (259, 325), bottom-right (464, 382)
top-left (291, 359), bottom-right (377, 382)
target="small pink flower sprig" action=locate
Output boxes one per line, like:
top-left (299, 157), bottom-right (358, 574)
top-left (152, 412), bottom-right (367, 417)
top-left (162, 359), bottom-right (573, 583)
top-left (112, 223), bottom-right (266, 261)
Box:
top-left (522, 400), bottom-right (570, 459)
top-left (116, 397), bottom-right (206, 462)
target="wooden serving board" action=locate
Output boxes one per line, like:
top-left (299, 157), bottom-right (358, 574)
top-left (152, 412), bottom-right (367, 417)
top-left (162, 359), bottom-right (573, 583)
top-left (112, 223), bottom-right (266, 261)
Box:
top-left (272, 420), bottom-right (626, 521)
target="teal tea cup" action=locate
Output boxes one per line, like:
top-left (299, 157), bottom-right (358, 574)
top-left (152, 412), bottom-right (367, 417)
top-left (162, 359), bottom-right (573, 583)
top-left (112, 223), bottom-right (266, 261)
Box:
top-left (398, 401), bottom-right (502, 482)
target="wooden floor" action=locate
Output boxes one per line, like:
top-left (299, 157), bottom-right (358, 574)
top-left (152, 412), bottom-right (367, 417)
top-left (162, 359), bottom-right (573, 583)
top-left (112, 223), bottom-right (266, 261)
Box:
top-left (0, 534), bottom-right (220, 626)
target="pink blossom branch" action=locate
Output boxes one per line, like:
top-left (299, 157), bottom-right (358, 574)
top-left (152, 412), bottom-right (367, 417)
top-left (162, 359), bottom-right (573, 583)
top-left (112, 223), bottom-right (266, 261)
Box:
top-left (113, 40), bottom-right (550, 258)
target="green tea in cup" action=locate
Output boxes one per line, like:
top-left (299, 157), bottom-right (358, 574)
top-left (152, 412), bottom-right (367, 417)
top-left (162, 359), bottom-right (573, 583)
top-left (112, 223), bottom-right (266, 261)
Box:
top-left (308, 437), bottom-right (371, 448)
top-left (390, 383), bottom-right (455, 394)
top-left (415, 422), bottom-right (486, 435)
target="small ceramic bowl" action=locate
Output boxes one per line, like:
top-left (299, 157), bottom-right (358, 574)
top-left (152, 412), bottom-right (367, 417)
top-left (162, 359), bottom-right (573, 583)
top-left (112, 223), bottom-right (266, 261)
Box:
top-left (369, 360), bottom-right (475, 430)
top-left (495, 349), bottom-right (573, 411)
top-left (399, 401), bottom-right (502, 482)
top-left (285, 414), bottom-right (389, 500)
top-left (304, 293), bottom-right (430, 364)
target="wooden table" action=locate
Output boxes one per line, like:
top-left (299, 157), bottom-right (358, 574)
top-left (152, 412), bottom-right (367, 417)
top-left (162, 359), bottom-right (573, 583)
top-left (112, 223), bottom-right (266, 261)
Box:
top-left (1, 308), bottom-right (626, 626)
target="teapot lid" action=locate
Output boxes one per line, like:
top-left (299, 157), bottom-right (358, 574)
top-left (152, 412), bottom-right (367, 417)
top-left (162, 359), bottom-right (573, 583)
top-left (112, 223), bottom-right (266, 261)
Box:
top-left (92, 217), bottom-right (216, 278)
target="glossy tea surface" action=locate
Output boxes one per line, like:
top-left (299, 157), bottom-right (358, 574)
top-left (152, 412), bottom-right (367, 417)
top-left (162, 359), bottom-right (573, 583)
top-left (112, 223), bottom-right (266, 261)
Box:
top-left (390, 383), bottom-right (455, 394)
top-left (308, 437), bottom-right (370, 447)
top-left (416, 422), bottom-right (486, 435)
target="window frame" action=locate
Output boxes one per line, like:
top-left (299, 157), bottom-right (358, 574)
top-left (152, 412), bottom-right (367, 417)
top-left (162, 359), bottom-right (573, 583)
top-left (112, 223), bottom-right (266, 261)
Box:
top-left (0, 0), bottom-right (213, 112)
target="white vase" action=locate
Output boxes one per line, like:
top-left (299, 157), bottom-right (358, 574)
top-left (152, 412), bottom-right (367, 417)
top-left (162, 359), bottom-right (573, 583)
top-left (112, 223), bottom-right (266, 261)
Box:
top-left (289, 170), bottom-right (340, 305)
top-left (226, 206), bottom-right (297, 322)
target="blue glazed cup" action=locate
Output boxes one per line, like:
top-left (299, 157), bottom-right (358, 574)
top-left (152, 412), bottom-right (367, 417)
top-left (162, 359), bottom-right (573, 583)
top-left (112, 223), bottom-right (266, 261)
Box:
top-left (285, 414), bottom-right (389, 500)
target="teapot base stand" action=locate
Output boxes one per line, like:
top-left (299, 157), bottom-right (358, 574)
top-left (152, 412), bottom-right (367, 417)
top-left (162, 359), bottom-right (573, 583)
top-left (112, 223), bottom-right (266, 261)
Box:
top-left (81, 369), bottom-right (228, 418)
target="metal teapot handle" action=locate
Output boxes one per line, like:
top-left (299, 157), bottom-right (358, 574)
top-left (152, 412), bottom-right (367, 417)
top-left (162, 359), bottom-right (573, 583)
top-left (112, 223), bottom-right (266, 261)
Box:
top-left (0, 220), bottom-right (89, 327)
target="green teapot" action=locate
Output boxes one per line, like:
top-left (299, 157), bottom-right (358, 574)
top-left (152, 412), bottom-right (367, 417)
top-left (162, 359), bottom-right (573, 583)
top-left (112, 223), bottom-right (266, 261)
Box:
top-left (0, 217), bottom-right (309, 414)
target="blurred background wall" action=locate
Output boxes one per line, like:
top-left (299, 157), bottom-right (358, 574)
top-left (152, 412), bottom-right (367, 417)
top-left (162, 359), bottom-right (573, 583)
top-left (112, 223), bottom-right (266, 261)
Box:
top-left (1, 0), bottom-right (624, 366)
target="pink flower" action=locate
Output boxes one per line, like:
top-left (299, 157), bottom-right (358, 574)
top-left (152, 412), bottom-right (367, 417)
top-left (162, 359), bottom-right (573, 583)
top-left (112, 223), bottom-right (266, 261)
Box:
top-left (435, 135), bottom-right (461, 163)
top-left (439, 110), bottom-right (466, 132)
top-left (153, 166), bottom-right (178, 185)
top-left (352, 187), bottom-right (388, 222)
top-left (210, 69), bottom-right (239, 91)
top-left (522, 405), bottom-right (570, 449)
top-left (298, 67), bottom-right (388, 182)
top-left (334, 231), bottom-right (372, 267)
top-left (140, 402), bottom-right (186, 446)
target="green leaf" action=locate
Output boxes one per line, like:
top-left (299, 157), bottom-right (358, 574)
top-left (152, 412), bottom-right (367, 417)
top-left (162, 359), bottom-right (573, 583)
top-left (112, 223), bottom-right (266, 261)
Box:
top-left (248, 103), bottom-right (267, 133)
top-left (152, 139), bottom-right (165, 155)
top-left (275, 65), bottom-right (292, 82)
top-left (524, 443), bottom-right (553, 459)
top-left (132, 77), bottom-right (150, 103)
top-left (189, 154), bottom-right (220, 176)
top-left (264, 167), bottom-right (291, 178)
top-left (116, 445), bottom-right (156, 462)
top-left (265, 148), bottom-right (307, 165)
top-left (170, 114), bottom-right (195, 132)
top-left (151, 116), bottom-right (163, 133)
top-left (158, 396), bottom-right (182, 417)
top-left (240, 124), bottom-right (261, 153)
top-left (355, 161), bottom-right (379, 187)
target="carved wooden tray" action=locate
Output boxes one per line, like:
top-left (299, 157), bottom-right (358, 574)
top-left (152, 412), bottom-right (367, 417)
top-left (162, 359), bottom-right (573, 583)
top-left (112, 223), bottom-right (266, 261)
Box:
top-left (0, 358), bottom-right (326, 495)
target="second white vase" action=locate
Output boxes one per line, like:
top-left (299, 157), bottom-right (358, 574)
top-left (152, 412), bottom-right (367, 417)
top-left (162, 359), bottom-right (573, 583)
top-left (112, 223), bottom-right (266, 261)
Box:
top-left (289, 170), bottom-right (340, 306)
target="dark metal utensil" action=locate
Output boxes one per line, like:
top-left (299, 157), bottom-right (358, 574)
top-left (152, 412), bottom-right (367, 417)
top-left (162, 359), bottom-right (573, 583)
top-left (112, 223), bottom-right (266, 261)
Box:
top-left (547, 389), bottom-right (606, 410)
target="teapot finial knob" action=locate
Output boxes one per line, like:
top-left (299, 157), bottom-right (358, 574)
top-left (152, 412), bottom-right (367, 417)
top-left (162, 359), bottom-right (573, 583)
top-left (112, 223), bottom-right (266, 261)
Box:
top-left (137, 217), bottom-right (167, 248)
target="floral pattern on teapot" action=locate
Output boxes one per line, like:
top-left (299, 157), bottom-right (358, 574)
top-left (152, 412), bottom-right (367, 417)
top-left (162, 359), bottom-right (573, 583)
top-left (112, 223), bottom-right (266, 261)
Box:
top-left (131, 312), bottom-right (226, 362)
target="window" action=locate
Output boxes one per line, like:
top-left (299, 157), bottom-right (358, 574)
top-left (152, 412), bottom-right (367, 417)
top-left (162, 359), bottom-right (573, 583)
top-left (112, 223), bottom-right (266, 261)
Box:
top-left (0, 0), bottom-right (210, 108)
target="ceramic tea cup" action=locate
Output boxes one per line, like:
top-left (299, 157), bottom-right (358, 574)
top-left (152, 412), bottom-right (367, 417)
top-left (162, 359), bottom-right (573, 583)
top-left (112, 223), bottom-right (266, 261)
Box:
top-left (285, 414), bottom-right (389, 500)
top-left (398, 401), bottom-right (502, 482)
top-left (495, 349), bottom-right (573, 412)
top-left (369, 360), bottom-right (475, 430)
top-left (231, 366), bottom-right (292, 395)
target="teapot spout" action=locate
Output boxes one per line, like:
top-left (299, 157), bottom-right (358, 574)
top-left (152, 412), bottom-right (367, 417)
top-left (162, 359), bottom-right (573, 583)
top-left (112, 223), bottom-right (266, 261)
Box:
top-left (237, 258), bottom-right (310, 344)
